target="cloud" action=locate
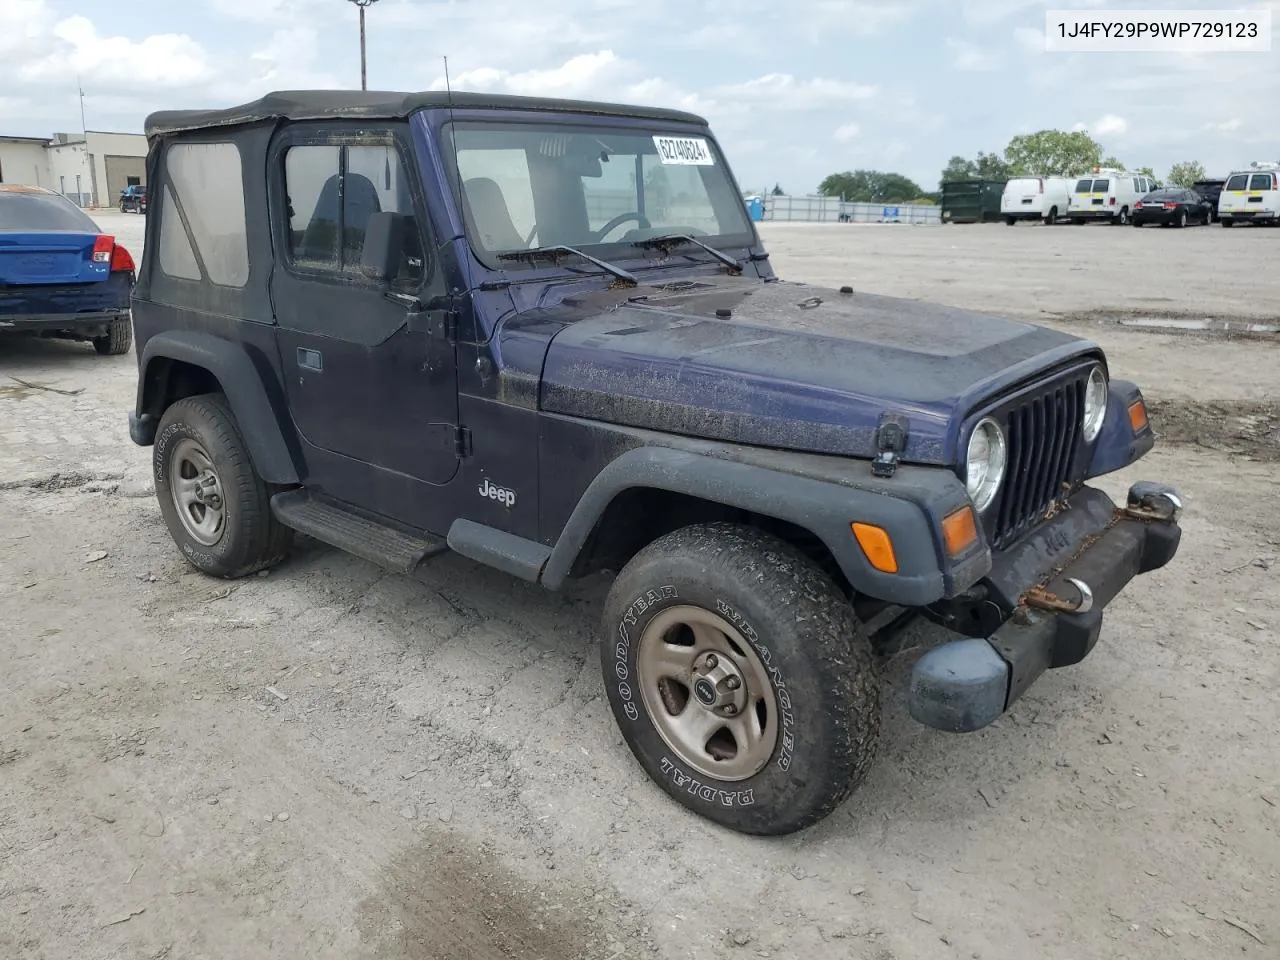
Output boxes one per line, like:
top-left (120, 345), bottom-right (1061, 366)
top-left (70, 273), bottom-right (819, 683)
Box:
top-left (1094, 113), bottom-right (1129, 137)
top-left (434, 51), bottom-right (624, 98)
top-left (1013, 26), bottom-right (1044, 53)
top-left (947, 38), bottom-right (998, 71)
top-left (19, 16), bottom-right (213, 89)
top-left (717, 73), bottom-right (877, 107)
top-left (833, 123), bottom-right (861, 142)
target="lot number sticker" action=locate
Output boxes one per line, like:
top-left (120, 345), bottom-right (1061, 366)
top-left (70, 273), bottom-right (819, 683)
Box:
top-left (653, 136), bottom-right (715, 166)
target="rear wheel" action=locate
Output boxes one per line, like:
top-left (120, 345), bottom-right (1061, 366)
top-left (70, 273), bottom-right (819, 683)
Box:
top-left (1044, 207), bottom-right (1058, 225)
top-left (1005, 217), bottom-right (1016, 226)
top-left (601, 522), bottom-right (880, 836)
top-left (1177, 210), bottom-right (1188, 228)
top-left (1116, 207), bottom-right (1130, 225)
top-left (153, 394), bottom-right (293, 578)
top-left (92, 317), bottom-right (132, 356)
top-left (1222, 218), bottom-right (1235, 228)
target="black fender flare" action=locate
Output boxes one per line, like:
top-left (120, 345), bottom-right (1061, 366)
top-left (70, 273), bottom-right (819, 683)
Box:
top-left (135, 330), bottom-right (299, 485)
top-left (540, 446), bottom-right (972, 607)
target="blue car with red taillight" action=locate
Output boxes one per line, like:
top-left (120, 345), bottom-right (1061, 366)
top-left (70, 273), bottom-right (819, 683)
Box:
top-left (0, 184), bottom-right (135, 355)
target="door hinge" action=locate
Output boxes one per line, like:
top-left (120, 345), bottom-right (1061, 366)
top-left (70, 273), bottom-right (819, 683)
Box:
top-left (455, 426), bottom-right (473, 458)
top-left (425, 309), bottom-right (458, 340)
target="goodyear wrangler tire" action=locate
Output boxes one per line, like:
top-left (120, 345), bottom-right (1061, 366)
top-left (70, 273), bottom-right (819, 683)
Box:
top-left (601, 522), bottom-right (880, 835)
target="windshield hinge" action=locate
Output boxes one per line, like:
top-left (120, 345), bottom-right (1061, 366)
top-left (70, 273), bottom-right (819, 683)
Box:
top-left (423, 308), bottom-right (458, 340)
top-left (871, 413), bottom-right (909, 478)
top-left (455, 426), bottom-right (473, 458)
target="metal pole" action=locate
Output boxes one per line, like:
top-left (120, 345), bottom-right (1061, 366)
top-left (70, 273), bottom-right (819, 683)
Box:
top-left (359, 6), bottom-right (367, 90)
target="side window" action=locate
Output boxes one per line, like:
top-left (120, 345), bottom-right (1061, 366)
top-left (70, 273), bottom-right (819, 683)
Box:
top-left (162, 142), bottom-right (249, 286)
top-left (284, 141), bottom-right (424, 281)
top-left (158, 185), bottom-right (201, 280)
top-left (285, 145), bottom-right (341, 268)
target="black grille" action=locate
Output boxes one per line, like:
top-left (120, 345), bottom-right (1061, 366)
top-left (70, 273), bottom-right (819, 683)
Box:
top-left (989, 373), bottom-right (1088, 549)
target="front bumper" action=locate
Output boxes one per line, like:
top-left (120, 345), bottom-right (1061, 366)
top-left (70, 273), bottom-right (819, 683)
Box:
top-left (908, 481), bottom-right (1182, 733)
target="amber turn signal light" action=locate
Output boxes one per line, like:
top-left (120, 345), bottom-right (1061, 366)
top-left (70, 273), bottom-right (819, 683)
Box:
top-left (851, 522), bottom-right (898, 574)
top-left (1128, 399), bottom-right (1149, 433)
top-left (942, 506), bottom-right (979, 557)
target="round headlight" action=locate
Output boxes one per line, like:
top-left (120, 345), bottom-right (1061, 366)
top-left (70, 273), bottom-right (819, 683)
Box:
top-left (1083, 365), bottom-right (1108, 442)
top-left (966, 417), bottom-right (1008, 513)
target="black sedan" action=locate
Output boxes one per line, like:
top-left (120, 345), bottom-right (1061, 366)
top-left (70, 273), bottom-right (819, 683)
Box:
top-left (1132, 188), bottom-right (1212, 227)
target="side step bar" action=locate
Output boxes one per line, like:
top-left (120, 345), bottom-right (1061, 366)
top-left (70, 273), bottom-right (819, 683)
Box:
top-left (270, 489), bottom-right (448, 574)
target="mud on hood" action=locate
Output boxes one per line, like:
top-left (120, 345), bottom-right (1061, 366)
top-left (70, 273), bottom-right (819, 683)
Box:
top-left (538, 277), bottom-right (1097, 464)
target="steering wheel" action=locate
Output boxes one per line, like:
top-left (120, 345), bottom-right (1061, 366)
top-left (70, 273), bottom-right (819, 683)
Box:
top-left (593, 212), bottom-right (651, 242)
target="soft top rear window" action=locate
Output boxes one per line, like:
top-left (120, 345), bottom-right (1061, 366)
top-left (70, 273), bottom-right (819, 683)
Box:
top-left (0, 191), bottom-right (100, 232)
top-left (1226, 174), bottom-right (1250, 190)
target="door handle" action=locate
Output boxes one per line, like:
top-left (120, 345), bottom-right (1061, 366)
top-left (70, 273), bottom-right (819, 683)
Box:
top-left (297, 347), bottom-right (323, 372)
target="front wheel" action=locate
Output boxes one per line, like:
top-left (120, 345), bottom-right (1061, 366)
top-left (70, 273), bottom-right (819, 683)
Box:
top-left (601, 523), bottom-right (880, 836)
top-left (153, 394), bottom-right (293, 578)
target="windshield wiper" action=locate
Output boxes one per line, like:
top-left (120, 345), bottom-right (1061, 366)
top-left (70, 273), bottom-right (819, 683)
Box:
top-left (631, 234), bottom-right (742, 272)
top-left (497, 245), bottom-right (637, 286)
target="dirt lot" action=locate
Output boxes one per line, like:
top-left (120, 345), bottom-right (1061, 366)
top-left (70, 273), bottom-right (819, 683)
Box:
top-left (2, 214), bottom-right (1277, 960)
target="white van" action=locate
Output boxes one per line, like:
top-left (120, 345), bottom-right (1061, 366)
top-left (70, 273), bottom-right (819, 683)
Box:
top-left (1001, 176), bottom-right (1072, 225)
top-left (1218, 162), bottom-right (1280, 227)
top-left (1067, 168), bottom-right (1154, 225)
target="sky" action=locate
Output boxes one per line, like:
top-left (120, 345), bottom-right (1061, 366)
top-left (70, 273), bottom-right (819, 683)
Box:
top-left (1, 0), bottom-right (1277, 194)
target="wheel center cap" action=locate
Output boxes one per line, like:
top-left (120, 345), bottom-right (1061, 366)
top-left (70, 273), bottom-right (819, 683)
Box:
top-left (693, 678), bottom-right (717, 706)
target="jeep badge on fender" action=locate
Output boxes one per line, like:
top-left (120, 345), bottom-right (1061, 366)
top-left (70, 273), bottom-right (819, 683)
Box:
top-left (127, 88), bottom-right (1182, 837)
top-left (478, 478), bottom-right (515, 508)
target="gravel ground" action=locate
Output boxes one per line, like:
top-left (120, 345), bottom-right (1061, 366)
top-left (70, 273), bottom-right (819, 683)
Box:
top-left (1, 213), bottom-right (1277, 960)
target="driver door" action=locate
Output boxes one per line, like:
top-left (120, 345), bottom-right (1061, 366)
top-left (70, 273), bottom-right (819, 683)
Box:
top-left (266, 123), bottom-right (460, 516)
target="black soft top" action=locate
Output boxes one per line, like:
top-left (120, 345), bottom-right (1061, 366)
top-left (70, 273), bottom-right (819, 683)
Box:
top-left (144, 90), bottom-right (709, 139)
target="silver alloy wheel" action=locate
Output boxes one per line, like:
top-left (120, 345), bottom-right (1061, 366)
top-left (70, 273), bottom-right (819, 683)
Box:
top-left (636, 605), bottom-right (780, 781)
top-left (169, 438), bottom-right (226, 547)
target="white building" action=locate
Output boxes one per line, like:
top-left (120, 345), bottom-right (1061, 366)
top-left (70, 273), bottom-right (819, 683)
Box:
top-left (0, 130), bottom-right (148, 208)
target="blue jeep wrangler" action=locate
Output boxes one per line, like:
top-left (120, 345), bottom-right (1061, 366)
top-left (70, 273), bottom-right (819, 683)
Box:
top-left (127, 91), bottom-right (1182, 835)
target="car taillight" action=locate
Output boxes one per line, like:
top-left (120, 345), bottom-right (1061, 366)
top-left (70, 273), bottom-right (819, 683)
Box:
top-left (1134, 202), bottom-right (1144, 209)
top-left (111, 243), bottom-right (135, 273)
top-left (92, 235), bottom-right (114, 263)
top-left (1038, 178), bottom-right (1044, 194)
top-left (1163, 202), bottom-right (1178, 209)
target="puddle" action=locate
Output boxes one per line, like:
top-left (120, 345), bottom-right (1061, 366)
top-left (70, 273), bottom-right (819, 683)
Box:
top-left (356, 831), bottom-right (647, 960)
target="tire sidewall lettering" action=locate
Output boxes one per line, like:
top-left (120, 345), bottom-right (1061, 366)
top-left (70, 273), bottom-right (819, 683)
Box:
top-left (613, 585), bottom-right (677, 722)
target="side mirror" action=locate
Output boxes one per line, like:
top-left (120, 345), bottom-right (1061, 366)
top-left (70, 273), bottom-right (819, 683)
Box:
top-left (360, 211), bottom-right (408, 282)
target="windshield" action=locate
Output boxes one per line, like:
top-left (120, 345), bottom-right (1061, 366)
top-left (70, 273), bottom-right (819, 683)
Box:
top-left (0, 190), bottom-right (100, 232)
top-left (444, 121), bottom-right (753, 264)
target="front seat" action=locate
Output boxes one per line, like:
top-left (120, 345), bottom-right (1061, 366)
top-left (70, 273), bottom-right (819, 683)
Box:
top-left (299, 174), bottom-right (383, 262)
top-left (463, 177), bottom-right (526, 251)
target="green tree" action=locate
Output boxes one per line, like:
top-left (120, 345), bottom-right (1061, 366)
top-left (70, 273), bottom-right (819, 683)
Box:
top-left (1101, 155), bottom-right (1125, 169)
top-left (1004, 130), bottom-right (1104, 177)
top-left (1135, 166), bottom-right (1156, 180)
top-left (973, 151), bottom-right (1012, 180)
top-left (818, 170), bottom-right (925, 203)
top-left (771, 183), bottom-right (785, 196)
top-left (1167, 160), bottom-right (1207, 187)
top-left (941, 155), bottom-right (977, 183)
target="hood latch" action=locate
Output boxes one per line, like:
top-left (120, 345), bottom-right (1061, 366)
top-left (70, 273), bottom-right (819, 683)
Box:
top-left (872, 413), bottom-right (909, 478)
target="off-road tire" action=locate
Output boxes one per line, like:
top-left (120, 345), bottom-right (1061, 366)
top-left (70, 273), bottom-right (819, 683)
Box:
top-left (153, 393), bottom-right (293, 578)
top-left (92, 317), bottom-right (132, 356)
top-left (600, 522), bottom-right (880, 836)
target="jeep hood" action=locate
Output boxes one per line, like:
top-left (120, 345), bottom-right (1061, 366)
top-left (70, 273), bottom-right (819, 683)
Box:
top-left (538, 277), bottom-right (1097, 465)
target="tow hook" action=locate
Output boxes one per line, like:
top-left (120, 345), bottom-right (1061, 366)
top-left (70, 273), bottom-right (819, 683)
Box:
top-left (1023, 579), bottom-right (1094, 615)
top-left (1123, 481), bottom-right (1183, 523)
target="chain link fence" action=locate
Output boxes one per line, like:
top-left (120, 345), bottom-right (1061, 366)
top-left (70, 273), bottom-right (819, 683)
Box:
top-left (760, 195), bottom-right (941, 224)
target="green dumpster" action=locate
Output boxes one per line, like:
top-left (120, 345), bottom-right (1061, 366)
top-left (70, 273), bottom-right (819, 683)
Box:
top-left (941, 179), bottom-right (1007, 224)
